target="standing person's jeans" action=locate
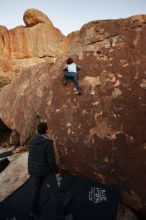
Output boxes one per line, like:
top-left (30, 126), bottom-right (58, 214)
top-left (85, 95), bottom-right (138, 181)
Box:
top-left (30, 176), bottom-right (44, 215)
top-left (63, 72), bottom-right (81, 93)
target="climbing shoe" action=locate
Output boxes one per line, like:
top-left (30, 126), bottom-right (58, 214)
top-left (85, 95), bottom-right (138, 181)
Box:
top-left (63, 80), bottom-right (67, 86)
top-left (77, 91), bottom-right (82, 95)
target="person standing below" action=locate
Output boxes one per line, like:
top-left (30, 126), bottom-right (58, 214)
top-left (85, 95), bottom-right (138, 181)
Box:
top-left (28, 122), bottom-right (59, 218)
top-left (63, 58), bottom-right (82, 95)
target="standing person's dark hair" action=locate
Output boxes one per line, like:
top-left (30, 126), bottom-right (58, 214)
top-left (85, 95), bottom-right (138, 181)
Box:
top-left (28, 122), bottom-right (59, 218)
top-left (63, 57), bottom-right (82, 95)
top-left (37, 122), bottom-right (48, 134)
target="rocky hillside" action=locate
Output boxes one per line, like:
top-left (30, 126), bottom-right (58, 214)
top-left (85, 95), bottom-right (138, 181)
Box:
top-left (0, 9), bottom-right (146, 218)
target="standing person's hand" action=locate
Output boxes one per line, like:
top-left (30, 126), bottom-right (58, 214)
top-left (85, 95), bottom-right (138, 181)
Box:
top-left (56, 173), bottom-right (60, 178)
top-left (56, 173), bottom-right (62, 187)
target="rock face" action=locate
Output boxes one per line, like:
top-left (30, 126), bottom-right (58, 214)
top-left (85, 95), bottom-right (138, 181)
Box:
top-left (0, 11), bottom-right (146, 218)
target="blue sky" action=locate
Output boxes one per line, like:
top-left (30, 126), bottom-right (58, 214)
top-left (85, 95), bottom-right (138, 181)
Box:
top-left (0, 0), bottom-right (146, 35)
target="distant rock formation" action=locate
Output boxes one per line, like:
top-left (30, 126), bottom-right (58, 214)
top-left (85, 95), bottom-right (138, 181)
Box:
top-left (0, 10), bottom-right (146, 218)
top-left (23, 8), bottom-right (53, 27)
top-left (0, 9), bottom-right (67, 89)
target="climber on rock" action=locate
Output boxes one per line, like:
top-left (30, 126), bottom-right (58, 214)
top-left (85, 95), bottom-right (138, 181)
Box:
top-left (63, 57), bottom-right (82, 95)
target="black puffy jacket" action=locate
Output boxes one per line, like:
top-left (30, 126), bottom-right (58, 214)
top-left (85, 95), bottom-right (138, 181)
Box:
top-left (28, 134), bottom-right (58, 177)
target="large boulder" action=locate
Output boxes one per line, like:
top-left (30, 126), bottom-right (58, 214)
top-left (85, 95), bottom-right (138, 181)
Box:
top-left (23, 8), bottom-right (53, 27)
top-left (0, 13), bottom-right (146, 218)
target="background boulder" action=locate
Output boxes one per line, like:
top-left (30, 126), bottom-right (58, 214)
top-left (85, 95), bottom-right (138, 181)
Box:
top-left (23, 8), bottom-right (53, 27)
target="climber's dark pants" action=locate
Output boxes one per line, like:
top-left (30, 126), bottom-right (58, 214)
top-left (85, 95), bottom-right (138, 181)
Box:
top-left (63, 72), bottom-right (81, 92)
